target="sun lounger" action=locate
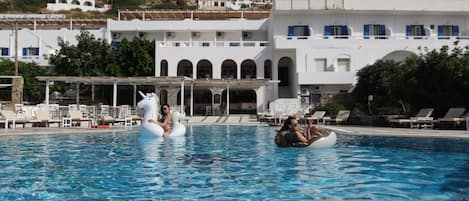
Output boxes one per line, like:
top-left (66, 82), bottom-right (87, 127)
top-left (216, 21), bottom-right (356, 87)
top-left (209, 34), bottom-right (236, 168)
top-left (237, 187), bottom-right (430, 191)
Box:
top-left (434, 108), bottom-right (466, 129)
top-left (303, 111), bottom-right (326, 124)
top-left (69, 110), bottom-right (93, 127)
top-left (389, 108), bottom-right (434, 128)
top-left (29, 110), bottom-right (61, 127)
top-left (0, 110), bottom-right (30, 128)
top-left (325, 110), bottom-right (351, 125)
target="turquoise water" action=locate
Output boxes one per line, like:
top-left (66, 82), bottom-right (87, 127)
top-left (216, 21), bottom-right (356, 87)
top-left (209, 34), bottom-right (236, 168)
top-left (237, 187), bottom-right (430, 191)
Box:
top-left (0, 126), bottom-right (468, 200)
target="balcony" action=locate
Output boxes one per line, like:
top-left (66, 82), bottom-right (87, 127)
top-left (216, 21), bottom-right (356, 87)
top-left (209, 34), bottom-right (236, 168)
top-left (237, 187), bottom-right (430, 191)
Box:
top-left (274, 35), bottom-right (469, 49)
top-left (297, 72), bottom-right (355, 85)
top-left (156, 41), bottom-right (270, 48)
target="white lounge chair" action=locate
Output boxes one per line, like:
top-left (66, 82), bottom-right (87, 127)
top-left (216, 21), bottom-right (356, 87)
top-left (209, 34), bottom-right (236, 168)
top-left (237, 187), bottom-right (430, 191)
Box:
top-left (389, 108), bottom-right (434, 128)
top-left (30, 110), bottom-right (61, 127)
top-left (325, 110), bottom-right (351, 125)
top-left (434, 108), bottom-right (466, 129)
top-left (304, 111), bottom-right (326, 124)
top-left (0, 110), bottom-right (30, 128)
top-left (69, 110), bottom-right (93, 127)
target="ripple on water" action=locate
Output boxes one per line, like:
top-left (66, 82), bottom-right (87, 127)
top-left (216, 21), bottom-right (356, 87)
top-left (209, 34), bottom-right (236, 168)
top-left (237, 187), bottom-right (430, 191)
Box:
top-left (0, 127), bottom-right (468, 200)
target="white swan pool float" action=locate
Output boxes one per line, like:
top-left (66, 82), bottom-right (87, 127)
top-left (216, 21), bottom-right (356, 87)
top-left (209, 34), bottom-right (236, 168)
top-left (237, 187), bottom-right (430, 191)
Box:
top-left (137, 91), bottom-right (186, 138)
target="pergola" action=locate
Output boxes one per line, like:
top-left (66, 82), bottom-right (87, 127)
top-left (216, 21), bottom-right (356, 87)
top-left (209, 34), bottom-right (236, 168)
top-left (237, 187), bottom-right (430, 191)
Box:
top-left (0, 18), bottom-right (107, 30)
top-left (117, 10), bottom-right (270, 21)
top-left (36, 76), bottom-right (271, 116)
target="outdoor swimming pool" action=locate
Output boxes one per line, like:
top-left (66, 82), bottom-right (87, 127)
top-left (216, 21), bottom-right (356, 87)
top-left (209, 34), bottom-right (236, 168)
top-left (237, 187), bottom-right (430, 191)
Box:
top-left (0, 126), bottom-right (468, 200)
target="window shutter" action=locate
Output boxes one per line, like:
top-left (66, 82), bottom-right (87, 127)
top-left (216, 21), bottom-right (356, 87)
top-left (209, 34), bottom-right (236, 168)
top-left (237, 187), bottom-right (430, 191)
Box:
top-left (363, 24), bottom-right (370, 39)
top-left (437, 25), bottom-right (444, 36)
top-left (304, 26), bottom-right (310, 36)
top-left (288, 26), bottom-right (294, 36)
top-left (453, 25), bottom-right (459, 36)
top-left (379, 25), bottom-right (386, 35)
top-left (324, 25), bottom-right (331, 36)
top-left (406, 25), bottom-right (413, 36)
top-left (342, 25), bottom-right (349, 36)
top-left (419, 25), bottom-right (425, 36)
top-left (22, 48), bottom-right (27, 56)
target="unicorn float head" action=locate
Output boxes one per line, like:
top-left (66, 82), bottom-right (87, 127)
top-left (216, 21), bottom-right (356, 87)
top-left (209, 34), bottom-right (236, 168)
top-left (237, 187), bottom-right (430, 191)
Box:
top-left (137, 91), bottom-right (186, 137)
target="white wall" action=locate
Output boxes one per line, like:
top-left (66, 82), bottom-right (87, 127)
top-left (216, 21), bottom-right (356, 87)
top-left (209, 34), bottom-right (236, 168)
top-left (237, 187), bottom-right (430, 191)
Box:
top-left (0, 28), bottom-right (107, 66)
top-left (274, 0), bottom-right (469, 12)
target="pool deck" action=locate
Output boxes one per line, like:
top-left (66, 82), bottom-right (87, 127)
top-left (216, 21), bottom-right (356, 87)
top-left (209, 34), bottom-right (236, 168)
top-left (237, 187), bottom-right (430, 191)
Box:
top-left (0, 127), bottom-right (134, 137)
top-left (325, 125), bottom-right (469, 140)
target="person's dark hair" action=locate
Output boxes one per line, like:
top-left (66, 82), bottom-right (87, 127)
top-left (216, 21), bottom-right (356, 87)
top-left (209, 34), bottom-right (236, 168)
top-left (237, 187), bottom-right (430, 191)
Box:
top-left (279, 116), bottom-right (296, 131)
top-left (160, 104), bottom-right (170, 116)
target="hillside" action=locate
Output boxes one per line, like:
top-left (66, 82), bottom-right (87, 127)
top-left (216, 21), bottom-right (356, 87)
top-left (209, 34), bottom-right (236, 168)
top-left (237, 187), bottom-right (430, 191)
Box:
top-left (0, 0), bottom-right (195, 18)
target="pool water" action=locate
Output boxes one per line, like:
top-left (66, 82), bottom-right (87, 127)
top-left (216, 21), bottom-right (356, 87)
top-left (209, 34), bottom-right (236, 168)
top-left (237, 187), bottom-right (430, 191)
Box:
top-left (0, 126), bottom-right (468, 200)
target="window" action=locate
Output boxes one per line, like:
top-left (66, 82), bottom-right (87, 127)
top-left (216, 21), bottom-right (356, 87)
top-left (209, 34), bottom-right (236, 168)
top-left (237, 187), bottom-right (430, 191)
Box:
top-left (406, 25), bottom-right (426, 39)
top-left (314, 58), bottom-right (327, 72)
top-left (214, 1), bottom-right (219, 6)
top-left (160, 60), bottom-right (168, 77)
top-left (220, 2), bottom-right (225, 7)
top-left (22, 47), bottom-right (39, 57)
top-left (0, 48), bottom-right (8, 57)
top-left (337, 58), bottom-right (351, 72)
top-left (324, 25), bottom-right (349, 39)
top-left (438, 25), bottom-right (459, 39)
top-left (287, 25), bottom-right (311, 39)
top-left (111, 41), bottom-right (121, 50)
top-left (364, 24), bottom-right (386, 39)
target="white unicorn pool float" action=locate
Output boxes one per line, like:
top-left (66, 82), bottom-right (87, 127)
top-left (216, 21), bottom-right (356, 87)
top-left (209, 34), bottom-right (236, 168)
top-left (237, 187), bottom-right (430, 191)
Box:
top-left (137, 91), bottom-right (186, 138)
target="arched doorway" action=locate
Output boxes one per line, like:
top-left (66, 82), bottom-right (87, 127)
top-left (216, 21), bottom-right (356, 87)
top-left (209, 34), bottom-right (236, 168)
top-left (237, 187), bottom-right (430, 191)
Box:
top-left (178, 89), bottom-right (212, 115)
top-left (197, 60), bottom-right (213, 79)
top-left (264, 59), bottom-right (272, 79)
top-left (221, 59), bottom-right (237, 79)
top-left (222, 90), bottom-right (257, 114)
top-left (382, 50), bottom-right (416, 62)
top-left (177, 60), bottom-right (193, 78)
top-left (241, 60), bottom-right (257, 79)
top-left (160, 89), bottom-right (168, 105)
top-left (278, 57), bottom-right (294, 98)
top-left (160, 60), bottom-right (168, 76)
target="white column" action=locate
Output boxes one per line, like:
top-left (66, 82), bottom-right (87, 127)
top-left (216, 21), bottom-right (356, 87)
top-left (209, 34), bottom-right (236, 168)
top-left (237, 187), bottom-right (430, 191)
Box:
top-left (133, 85), bottom-right (137, 107)
top-left (226, 83), bottom-right (230, 116)
top-left (180, 81), bottom-right (185, 114)
top-left (91, 84), bottom-right (95, 103)
top-left (45, 80), bottom-right (50, 105)
top-left (113, 82), bottom-right (117, 107)
top-left (190, 83), bottom-right (194, 117)
top-left (76, 83), bottom-right (80, 105)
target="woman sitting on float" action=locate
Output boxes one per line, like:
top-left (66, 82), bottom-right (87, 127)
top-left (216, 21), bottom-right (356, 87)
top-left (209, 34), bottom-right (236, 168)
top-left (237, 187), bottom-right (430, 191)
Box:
top-left (149, 104), bottom-right (172, 138)
top-left (275, 116), bottom-right (334, 148)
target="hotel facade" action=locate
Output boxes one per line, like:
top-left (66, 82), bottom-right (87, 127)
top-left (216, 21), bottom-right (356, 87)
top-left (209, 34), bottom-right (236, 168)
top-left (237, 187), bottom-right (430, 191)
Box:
top-left (1, 0), bottom-right (469, 116)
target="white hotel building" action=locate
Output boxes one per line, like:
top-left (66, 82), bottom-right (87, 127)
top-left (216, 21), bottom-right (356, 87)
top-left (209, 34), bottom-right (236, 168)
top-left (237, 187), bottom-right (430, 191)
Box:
top-left (1, 0), bottom-right (469, 116)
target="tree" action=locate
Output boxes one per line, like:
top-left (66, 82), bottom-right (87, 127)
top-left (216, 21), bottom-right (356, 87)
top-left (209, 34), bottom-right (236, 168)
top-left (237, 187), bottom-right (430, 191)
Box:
top-left (115, 37), bottom-right (155, 76)
top-left (353, 45), bottom-right (469, 116)
top-left (49, 31), bottom-right (121, 76)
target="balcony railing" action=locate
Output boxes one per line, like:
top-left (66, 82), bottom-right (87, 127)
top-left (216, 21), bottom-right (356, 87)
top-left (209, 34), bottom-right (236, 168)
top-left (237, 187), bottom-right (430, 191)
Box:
top-left (157, 41), bottom-right (270, 48)
top-left (276, 35), bottom-right (469, 40)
